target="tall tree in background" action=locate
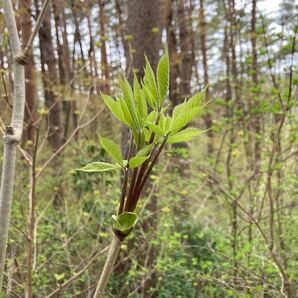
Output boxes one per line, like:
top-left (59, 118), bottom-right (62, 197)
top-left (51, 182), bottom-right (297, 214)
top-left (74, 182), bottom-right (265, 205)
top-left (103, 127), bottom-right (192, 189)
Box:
top-left (52, 0), bottom-right (74, 140)
top-left (199, 0), bottom-right (214, 154)
top-left (38, 1), bottom-right (64, 205)
top-left (126, 1), bottom-right (162, 78)
top-left (99, 0), bottom-right (111, 94)
top-left (38, 2), bottom-right (63, 152)
top-left (177, 0), bottom-right (192, 100)
top-left (20, 0), bottom-right (36, 144)
top-left (250, 0), bottom-right (261, 171)
top-left (166, 0), bottom-right (179, 107)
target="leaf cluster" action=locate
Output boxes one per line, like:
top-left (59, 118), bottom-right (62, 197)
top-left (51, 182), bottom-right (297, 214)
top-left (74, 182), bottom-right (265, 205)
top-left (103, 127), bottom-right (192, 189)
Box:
top-left (77, 49), bottom-right (207, 232)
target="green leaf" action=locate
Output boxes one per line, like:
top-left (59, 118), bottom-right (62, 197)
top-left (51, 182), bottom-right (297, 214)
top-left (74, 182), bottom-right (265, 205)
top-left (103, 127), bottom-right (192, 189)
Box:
top-left (99, 136), bottom-right (123, 164)
top-left (112, 212), bottom-right (138, 233)
top-left (183, 91), bottom-right (205, 111)
top-left (133, 74), bottom-right (147, 120)
top-left (146, 122), bottom-right (165, 137)
top-left (128, 156), bottom-right (150, 169)
top-left (170, 107), bottom-right (202, 132)
top-left (77, 162), bottom-right (121, 172)
top-left (119, 97), bottom-right (135, 128)
top-left (146, 110), bottom-right (158, 123)
top-left (119, 74), bottom-right (134, 111)
top-left (143, 84), bottom-right (157, 109)
top-left (156, 50), bottom-right (169, 106)
top-left (101, 93), bottom-right (129, 127)
top-left (143, 55), bottom-right (158, 108)
top-left (159, 112), bottom-right (171, 133)
top-left (167, 127), bottom-right (206, 144)
top-left (171, 92), bottom-right (203, 118)
top-left (119, 75), bottom-right (140, 128)
top-left (135, 144), bottom-right (154, 157)
top-left (169, 91), bottom-right (205, 133)
top-left (54, 273), bottom-right (65, 282)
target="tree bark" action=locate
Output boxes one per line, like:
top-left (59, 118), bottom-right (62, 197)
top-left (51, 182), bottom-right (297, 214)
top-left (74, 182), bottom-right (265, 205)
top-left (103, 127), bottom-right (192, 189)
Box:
top-left (38, 0), bottom-right (64, 205)
top-left (199, 0), bottom-right (214, 154)
top-left (38, 1), bottom-right (63, 152)
top-left (251, 0), bottom-right (261, 171)
top-left (0, 0), bottom-right (25, 290)
top-left (20, 0), bottom-right (36, 143)
top-left (166, 0), bottom-right (179, 107)
top-left (177, 0), bottom-right (192, 99)
top-left (99, 0), bottom-right (111, 94)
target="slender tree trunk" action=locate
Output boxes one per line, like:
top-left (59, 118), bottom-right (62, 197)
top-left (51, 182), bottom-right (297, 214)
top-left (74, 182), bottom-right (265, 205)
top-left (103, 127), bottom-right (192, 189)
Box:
top-left (86, 9), bottom-right (99, 93)
top-left (0, 0), bottom-right (25, 290)
top-left (53, 0), bottom-right (74, 141)
top-left (71, 3), bottom-right (85, 63)
top-left (199, 0), bottom-right (214, 154)
top-left (223, 2), bottom-right (238, 284)
top-left (115, 0), bottom-right (130, 61)
top-left (177, 0), bottom-right (192, 99)
top-left (99, 0), bottom-right (111, 94)
top-left (251, 0), bottom-right (261, 172)
top-left (20, 0), bottom-right (36, 143)
top-left (166, 0), bottom-right (179, 107)
top-left (38, 1), bottom-right (64, 205)
top-left (38, 2), bottom-right (63, 152)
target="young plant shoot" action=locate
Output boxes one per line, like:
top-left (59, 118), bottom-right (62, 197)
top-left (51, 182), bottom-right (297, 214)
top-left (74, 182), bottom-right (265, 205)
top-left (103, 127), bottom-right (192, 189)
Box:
top-left (77, 50), bottom-right (207, 297)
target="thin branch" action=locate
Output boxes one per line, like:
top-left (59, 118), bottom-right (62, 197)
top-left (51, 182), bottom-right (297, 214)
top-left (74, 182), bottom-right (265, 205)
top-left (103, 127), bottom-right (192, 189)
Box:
top-left (46, 246), bottom-right (109, 298)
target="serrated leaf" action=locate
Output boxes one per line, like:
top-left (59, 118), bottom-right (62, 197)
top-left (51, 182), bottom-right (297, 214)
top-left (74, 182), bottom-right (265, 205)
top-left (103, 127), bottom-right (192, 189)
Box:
top-left (101, 93), bottom-right (129, 127)
top-left (171, 91), bottom-right (205, 121)
top-left (143, 55), bottom-right (159, 108)
top-left (99, 136), bottom-right (123, 164)
top-left (146, 110), bottom-right (158, 123)
top-left (167, 127), bottom-right (206, 144)
top-left (133, 74), bottom-right (147, 120)
top-left (119, 97), bottom-right (135, 128)
top-left (77, 162), bottom-right (121, 172)
top-left (156, 50), bottom-right (169, 106)
top-left (143, 84), bottom-right (157, 109)
top-left (113, 212), bottom-right (138, 233)
top-left (146, 122), bottom-right (165, 137)
top-left (183, 91), bottom-right (205, 110)
top-left (163, 115), bottom-right (172, 133)
top-left (128, 156), bottom-right (150, 169)
top-left (170, 107), bottom-right (202, 132)
top-left (119, 75), bottom-right (140, 128)
top-left (136, 144), bottom-right (154, 157)
top-left (119, 75), bottom-right (134, 110)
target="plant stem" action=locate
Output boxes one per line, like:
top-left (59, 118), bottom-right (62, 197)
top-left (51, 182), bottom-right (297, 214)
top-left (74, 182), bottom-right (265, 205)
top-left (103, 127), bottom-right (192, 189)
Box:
top-left (93, 234), bottom-right (122, 298)
top-left (118, 169), bottom-right (128, 215)
top-left (125, 138), bottom-right (167, 212)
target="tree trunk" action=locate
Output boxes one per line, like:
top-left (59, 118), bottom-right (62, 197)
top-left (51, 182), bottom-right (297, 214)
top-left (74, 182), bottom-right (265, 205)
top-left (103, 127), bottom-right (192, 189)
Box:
top-left (199, 0), bottom-right (214, 154)
top-left (38, 0), bottom-right (64, 205)
top-left (251, 0), bottom-right (261, 171)
top-left (20, 0), bottom-right (36, 144)
top-left (166, 0), bottom-right (179, 107)
top-left (0, 0), bottom-right (25, 289)
top-left (99, 0), bottom-right (111, 94)
top-left (38, 1), bottom-right (63, 152)
top-left (52, 0), bottom-right (75, 141)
